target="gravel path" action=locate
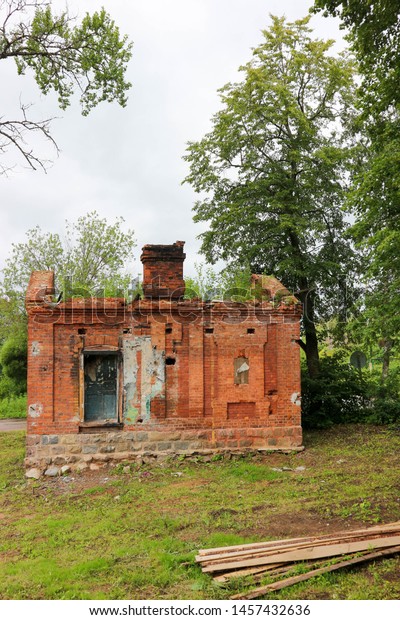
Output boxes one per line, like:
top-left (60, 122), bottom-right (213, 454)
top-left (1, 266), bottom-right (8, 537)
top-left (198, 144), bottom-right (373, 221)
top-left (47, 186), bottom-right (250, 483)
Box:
top-left (0, 418), bottom-right (26, 432)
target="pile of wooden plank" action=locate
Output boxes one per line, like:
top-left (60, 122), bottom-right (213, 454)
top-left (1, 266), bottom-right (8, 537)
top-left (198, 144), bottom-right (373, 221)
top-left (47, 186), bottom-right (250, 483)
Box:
top-left (196, 521), bottom-right (400, 600)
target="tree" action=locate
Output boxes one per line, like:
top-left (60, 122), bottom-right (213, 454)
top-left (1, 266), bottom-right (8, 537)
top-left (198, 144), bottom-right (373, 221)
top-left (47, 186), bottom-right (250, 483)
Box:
top-left (1, 211), bottom-right (136, 305)
top-left (183, 15), bottom-right (357, 379)
top-left (0, 0), bottom-right (132, 173)
top-left (313, 1), bottom-right (400, 375)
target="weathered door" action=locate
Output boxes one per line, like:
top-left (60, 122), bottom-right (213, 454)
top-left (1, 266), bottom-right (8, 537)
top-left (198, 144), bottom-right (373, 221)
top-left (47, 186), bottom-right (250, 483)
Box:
top-left (84, 354), bottom-right (118, 421)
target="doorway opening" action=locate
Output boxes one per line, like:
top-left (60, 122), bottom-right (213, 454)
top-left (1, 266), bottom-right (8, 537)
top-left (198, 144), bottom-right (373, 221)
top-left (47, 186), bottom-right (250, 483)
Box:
top-left (84, 352), bottom-right (119, 422)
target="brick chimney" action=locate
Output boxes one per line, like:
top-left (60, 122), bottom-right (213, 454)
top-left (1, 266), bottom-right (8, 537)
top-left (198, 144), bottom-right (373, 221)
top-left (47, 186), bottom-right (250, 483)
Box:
top-left (140, 241), bottom-right (186, 299)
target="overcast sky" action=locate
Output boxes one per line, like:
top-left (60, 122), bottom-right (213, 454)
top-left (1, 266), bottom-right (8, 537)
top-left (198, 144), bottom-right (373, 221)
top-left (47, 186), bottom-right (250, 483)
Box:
top-left (0, 0), bottom-right (345, 279)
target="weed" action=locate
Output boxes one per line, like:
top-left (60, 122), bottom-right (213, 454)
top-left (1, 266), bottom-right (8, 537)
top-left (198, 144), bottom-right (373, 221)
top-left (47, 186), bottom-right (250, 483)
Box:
top-left (0, 394), bottom-right (27, 419)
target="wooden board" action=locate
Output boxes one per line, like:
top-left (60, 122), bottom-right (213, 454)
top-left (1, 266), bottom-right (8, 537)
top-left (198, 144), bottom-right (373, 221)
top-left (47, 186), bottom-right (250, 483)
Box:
top-left (197, 529), bottom-right (400, 567)
top-left (213, 563), bottom-right (290, 582)
top-left (230, 544), bottom-right (400, 600)
top-left (201, 535), bottom-right (400, 573)
top-left (197, 521), bottom-right (400, 557)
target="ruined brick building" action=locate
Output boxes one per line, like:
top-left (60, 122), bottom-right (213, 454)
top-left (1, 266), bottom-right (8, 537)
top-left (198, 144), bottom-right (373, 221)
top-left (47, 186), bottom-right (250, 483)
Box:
top-left (25, 242), bottom-right (303, 469)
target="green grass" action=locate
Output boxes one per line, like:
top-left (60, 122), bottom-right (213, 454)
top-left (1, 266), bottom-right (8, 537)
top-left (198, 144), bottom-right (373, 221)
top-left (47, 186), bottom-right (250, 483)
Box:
top-left (0, 425), bottom-right (399, 599)
top-left (0, 394), bottom-right (27, 419)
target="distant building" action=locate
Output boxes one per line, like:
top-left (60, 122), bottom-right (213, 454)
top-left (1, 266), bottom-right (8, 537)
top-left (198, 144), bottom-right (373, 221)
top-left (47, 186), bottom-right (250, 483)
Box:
top-left (25, 242), bottom-right (303, 469)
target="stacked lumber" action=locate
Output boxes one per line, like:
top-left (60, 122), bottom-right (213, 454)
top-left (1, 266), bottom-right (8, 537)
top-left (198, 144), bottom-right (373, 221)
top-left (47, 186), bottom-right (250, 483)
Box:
top-left (196, 521), bottom-right (400, 600)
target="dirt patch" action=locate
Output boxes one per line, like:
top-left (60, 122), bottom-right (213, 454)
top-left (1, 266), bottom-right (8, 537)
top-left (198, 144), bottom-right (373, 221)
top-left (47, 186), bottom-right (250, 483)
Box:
top-left (239, 510), bottom-right (368, 540)
top-left (210, 508), bottom-right (238, 518)
top-left (251, 504), bottom-right (273, 513)
top-left (380, 562), bottom-right (400, 584)
top-left (28, 466), bottom-right (114, 495)
top-left (26, 467), bottom-right (207, 500)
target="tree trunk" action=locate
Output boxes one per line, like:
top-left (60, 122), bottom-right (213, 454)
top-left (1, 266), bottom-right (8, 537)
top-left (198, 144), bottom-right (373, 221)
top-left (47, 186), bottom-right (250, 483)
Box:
top-left (297, 287), bottom-right (320, 379)
top-left (287, 227), bottom-right (321, 380)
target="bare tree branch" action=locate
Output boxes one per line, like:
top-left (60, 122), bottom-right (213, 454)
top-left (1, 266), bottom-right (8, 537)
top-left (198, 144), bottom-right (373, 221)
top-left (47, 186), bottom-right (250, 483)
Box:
top-left (0, 100), bottom-right (59, 173)
top-left (0, 0), bottom-right (132, 173)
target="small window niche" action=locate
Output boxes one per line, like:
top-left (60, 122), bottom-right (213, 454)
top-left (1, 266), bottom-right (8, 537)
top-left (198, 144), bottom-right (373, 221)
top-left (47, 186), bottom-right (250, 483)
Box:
top-left (234, 356), bottom-right (249, 384)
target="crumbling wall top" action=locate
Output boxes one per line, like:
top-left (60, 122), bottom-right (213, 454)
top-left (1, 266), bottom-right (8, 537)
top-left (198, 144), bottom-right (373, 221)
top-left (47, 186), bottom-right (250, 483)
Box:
top-left (25, 271), bottom-right (55, 307)
top-left (250, 274), bottom-right (298, 304)
top-left (140, 240), bottom-right (186, 263)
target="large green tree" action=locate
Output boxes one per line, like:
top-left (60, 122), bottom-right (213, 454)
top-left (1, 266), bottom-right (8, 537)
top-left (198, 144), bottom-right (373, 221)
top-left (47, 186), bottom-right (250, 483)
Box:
top-left (314, 1), bottom-right (400, 374)
top-left (184, 15), bottom-right (357, 379)
top-left (1, 211), bottom-right (136, 305)
top-left (0, 0), bottom-right (132, 172)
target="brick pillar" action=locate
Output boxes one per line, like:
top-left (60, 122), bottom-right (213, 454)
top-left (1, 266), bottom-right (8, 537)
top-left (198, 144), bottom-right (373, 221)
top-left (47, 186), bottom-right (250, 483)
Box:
top-left (25, 271), bottom-right (56, 434)
top-left (140, 241), bottom-right (186, 299)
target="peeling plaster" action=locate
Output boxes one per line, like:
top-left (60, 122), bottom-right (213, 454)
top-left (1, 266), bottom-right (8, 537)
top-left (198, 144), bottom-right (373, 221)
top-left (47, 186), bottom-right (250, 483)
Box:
top-left (122, 337), bottom-right (165, 423)
top-left (31, 341), bottom-right (40, 356)
top-left (125, 406), bottom-right (140, 424)
top-left (141, 339), bottom-right (165, 421)
top-left (122, 338), bottom-right (139, 422)
top-left (291, 392), bottom-right (301, 406)
top-left (28, 403), bottom-right (42, 418)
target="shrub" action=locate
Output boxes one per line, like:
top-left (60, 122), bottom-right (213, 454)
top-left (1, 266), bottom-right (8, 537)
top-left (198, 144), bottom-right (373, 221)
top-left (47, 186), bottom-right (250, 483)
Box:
top-left (0, 333), bottom-right (27, 392)
top-left (301, 353), bottom-right (369, 428)
top-left (366, 398), bottom-right (400, 425)
top-left (364, 366), bottom-right (400, 425)
top-left (301, 353), bottom-right (400, 428)
top-left (0, 375), bottom-right (23, 399)
top-left (0, 394), bottom-right (27, 419)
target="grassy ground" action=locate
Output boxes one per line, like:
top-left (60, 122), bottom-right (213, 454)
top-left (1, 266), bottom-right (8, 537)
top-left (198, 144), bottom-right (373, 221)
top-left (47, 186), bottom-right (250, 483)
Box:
top-left (0, 425), bottom-right (399, 600)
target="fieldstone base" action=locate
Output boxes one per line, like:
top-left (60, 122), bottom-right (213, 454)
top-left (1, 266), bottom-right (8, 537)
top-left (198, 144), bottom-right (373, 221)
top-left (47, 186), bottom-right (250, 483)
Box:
top-left (25, 426), bottom-right (303, 470)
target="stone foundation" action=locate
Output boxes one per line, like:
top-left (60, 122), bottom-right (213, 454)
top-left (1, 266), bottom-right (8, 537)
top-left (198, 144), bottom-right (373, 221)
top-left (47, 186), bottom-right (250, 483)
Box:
top-left (25, 426), bottom-right (303, 469)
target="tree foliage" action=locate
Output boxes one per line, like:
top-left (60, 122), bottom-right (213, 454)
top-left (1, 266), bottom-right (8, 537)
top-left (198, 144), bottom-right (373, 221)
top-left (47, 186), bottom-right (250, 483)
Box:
top-left (184, 262), bottom-right (252, 301)
top-left (184, 15), bottom-right (357, 378)
top-left (313, 0), bottom-right (400, 112)
top-left (0, 0), bottom-right (132, 172)
top-left (1, 211), bottom-right (136, 303)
